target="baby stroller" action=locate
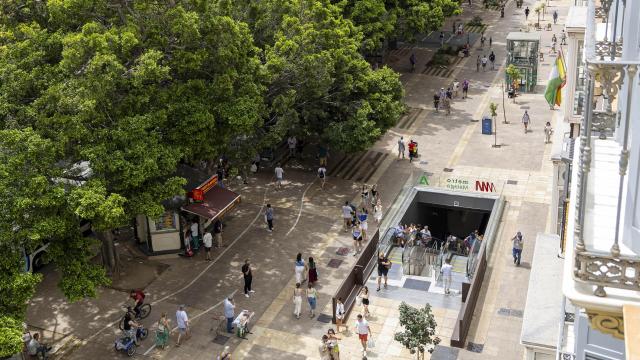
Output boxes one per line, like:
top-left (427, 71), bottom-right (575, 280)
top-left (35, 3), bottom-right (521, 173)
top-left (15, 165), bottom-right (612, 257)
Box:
top-left (408, 141), bottom-right (418, 162)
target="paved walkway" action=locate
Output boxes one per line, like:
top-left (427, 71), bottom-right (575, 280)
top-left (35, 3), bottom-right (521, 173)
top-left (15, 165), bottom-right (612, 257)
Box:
top-left (25, 0), bottom-right (573, 358)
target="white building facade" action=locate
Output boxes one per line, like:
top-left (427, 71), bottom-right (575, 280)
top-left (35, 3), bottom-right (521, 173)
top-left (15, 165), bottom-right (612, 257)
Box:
top-left (560, 0), bottom-right (640, 358)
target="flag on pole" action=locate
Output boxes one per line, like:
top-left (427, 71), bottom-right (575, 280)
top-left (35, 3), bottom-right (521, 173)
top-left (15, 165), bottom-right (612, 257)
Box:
top-left (544, 51), bottom-right (566, 107)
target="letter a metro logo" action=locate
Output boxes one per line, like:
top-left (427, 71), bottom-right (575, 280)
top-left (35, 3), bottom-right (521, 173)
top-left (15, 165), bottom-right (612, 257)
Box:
top-left (475, 181), bottom-right (496, 192)
top-left (419, 175), bottom-right (429, 185)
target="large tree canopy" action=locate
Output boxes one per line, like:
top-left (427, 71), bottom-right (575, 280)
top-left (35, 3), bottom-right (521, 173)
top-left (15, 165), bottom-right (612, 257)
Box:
top-left (0, 0), bottom-right (460, 355)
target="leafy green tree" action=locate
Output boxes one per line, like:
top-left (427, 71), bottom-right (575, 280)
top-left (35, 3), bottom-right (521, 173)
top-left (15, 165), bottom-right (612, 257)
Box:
top-left (506, 64), bottom-right (522, 102)
top-left (394, 302), bottom-right (441, 359)
top-left (0, 2), bottom-right (265, 354)
top-left (258, 0), bottom-right (404, 151)
top-left (340, 0), bottom-right (462, 49)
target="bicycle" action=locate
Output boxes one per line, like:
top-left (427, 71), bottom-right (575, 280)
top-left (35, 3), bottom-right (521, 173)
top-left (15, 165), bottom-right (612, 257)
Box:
top-left (119, 303), bottom-right (152, 330)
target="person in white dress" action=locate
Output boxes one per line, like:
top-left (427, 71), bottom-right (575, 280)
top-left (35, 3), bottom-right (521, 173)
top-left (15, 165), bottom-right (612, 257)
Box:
top-left (373, 200), bottom-right (383, 224)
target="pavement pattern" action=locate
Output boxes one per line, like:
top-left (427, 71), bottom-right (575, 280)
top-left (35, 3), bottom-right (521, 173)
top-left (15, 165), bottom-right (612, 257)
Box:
top-left (24, 0), bottom-right (573, 358)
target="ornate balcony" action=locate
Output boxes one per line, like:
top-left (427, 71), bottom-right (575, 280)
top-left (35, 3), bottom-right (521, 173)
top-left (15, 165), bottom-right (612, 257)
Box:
top-left (563, 0), bottom-right (640, 345)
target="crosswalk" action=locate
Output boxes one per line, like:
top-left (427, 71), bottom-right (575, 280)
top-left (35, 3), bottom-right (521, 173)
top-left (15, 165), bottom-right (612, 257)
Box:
top-left (388, 46), bottom-right (414, 59)
top-left (395, 108), bottom-right (424, 130)
top-left (327, 149), bottom-right (389, 183)
top-left (464, 24), bottom-right (488, 33)
top-left (421, 56), bottom-right (464, 78)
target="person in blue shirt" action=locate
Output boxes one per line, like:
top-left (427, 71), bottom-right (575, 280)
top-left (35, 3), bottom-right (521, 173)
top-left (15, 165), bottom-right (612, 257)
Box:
top-left (357, 208), bottom-right (368, 241)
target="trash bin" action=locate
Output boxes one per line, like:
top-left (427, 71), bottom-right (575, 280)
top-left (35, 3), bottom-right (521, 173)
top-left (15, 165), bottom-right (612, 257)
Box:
top-left (482, 116), bottom-right (492, 135)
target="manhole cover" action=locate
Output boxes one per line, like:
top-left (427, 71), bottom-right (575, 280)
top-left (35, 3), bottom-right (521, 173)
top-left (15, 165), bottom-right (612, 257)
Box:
top-left (327, 259), bottom-right (343, 268)
top-left (212, 335), bottom-right (230, 345)
top-left (317, 314), bottom-right (333, 323)
top-left (506, 180), bottom-right (518, 185)
top-left (510, 309), bottom-right (524, 318)
top-left (403, 279), bottom-right (431, 291)
top-left (443, 168), bottom-right (454, 172)
top-left (336, 247), bottom-right (350, 256)
top-left (520, 106), bottom-right (530, 109)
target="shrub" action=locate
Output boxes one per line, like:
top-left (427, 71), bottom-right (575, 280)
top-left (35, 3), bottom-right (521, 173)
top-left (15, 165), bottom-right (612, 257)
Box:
top-left (468, 16), bottom-right (483, 26)
top-left (428, 53), bottom-right (450, 66)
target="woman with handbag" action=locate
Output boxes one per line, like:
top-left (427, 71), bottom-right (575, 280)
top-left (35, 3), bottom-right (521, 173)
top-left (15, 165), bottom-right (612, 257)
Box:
top-left (154, 312), bottom-right (171, 349)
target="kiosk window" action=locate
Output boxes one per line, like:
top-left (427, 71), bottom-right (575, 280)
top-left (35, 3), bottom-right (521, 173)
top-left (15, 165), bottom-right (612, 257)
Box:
top-left (152, 211), bottom-right (178, 232)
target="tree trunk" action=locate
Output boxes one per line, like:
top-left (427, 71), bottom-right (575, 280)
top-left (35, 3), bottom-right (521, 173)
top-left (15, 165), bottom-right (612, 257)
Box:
top-left (100, 230), bottom-right (121, 277)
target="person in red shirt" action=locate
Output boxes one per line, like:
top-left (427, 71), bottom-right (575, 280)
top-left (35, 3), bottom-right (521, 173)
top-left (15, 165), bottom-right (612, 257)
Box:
top-left (130, 290), bottom-right (146, 318)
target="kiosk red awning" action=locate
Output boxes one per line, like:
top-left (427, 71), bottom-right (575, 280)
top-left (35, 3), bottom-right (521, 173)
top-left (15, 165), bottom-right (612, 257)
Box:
top-left (181, 186), bottom-right (241, 220)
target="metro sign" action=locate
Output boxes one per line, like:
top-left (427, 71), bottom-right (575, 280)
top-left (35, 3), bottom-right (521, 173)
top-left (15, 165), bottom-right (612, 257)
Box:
top-left (475, 181), bottom-right (496, 193)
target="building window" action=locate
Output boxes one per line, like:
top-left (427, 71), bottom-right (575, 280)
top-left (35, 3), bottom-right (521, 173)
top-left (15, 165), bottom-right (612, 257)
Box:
top-left (573, 40), bottom-right (585, 116)
top-left (152, 211), bottom-right (178, 232)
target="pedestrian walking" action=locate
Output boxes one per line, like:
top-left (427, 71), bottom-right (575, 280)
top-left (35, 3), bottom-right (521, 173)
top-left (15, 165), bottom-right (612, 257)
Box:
top-left (544, 122), bottom-right (554, 143)
top-left (489, 51), bottom-right (496, 70)
top-left (318, 145), bottom-right (329, 166)
top-left (242, 259), bottom-right (254, 298)
top-left (409, 52), bottom-right (416, 72)
top-left (190, 219), bottom-right (200, 249)
top-left (358, 208), bottom-right (369, 241)
top-left (476, 55), bottom-right (480, 72)
top-left (306, 283), bottom-right (318, 318)
top-left (462, 79), bottom-right (469, 99)
top-left (360, 184), bottom-right (369, 206)
top-left (295, 253), bottom-right (307, 284)
top-left (442, 96), bottom-right (451, 115)
top-left (214, 219), bottom-right (223, 247)
top-left (480, 35), bottom-right (485, 48)
top-left (441, 259), bottom-right (453, 294)
top-left (369, 184), bottom-right (378, 207)
top-left (265, 204), bottom-right (274, 231)
top-left (453, 79), bottom-right (460, 97)
top-left (274, 164), bottom-right (284, 189)
top-left (500, 5), bottom-right (504, 17)
top-left (373, 200), bottom-right (383, 225)
top-left (354, 314), bottom-right (372, 357)
top-left (358, 286), bottom-right (371, 317)
top-left (524, 6), bottom-right (530, 20)
top-left (560, 30), bottom-right (567, 45)
top-left (293, 283), bottom-right (304, 319)
top-left (318, 166), bottom-right (327, 189)
top-left (489, 36), bottom-right (493, 48)
top-left (522, 110), bottom-right (531, 133)
top-left (481, 55), bottom-right (488, 71)
top-left (439, 31), bottom-right (445, 47)
top-left (342, 201), bottom-right (352, 231)
top-left (452, 21), bottom-right (456, 34)
top-left (175, 305), bottom-right (190, 346)
top-left (154, 312), bottom-right (170, 350)
top-left (217, 346), bottom-right (231, 360)
top-left (433, 92), bottom-right (440, 111)
top-left (376, 253), bottom-right (391, 291)
top-left (352, 223), bottom-right (363, 255)
top-left (223, 297), bottom-right (235, 334)
top-left (326, 329), bottom-right (341, 359)
top-left (457, 23), bottom-right (463, 36)
top-left (553, 10), bottom-right (558, 24)
top-left (512, 231), bottom-right (524, 265)
top-left (308, 257), bottom-right (318, 285)
top-left (335, 298), bottom-right (346, 332)
top-left (397, 136), bottom-right (405, 159)
top-left (203, 228), bottom-right (212, 261)
top-left (287, 136), bottom-right (297, 157)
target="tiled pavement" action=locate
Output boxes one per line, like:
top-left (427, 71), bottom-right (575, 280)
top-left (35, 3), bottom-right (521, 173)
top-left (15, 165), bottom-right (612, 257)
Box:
top-left (27, 0), bottom-right (573, 358)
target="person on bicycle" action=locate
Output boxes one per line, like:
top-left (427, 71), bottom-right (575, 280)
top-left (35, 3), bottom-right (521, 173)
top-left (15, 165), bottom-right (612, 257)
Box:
top-left (123, 307), bottom-right (141, 345)
top-left (130, 289), bottom-right (146, 318)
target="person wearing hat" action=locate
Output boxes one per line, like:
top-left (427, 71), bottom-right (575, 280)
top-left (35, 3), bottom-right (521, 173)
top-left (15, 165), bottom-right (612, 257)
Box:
top-left (512, 231), bottom-right (524, 266)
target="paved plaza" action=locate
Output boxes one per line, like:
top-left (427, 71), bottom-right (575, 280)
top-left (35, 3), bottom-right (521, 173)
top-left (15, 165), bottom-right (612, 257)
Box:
top-left (25, 0), bottom-right (573, 358)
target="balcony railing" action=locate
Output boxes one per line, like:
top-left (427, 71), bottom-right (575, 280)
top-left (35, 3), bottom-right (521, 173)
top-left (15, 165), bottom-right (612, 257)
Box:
top-left (571, 0), bottom-right (640, 298)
